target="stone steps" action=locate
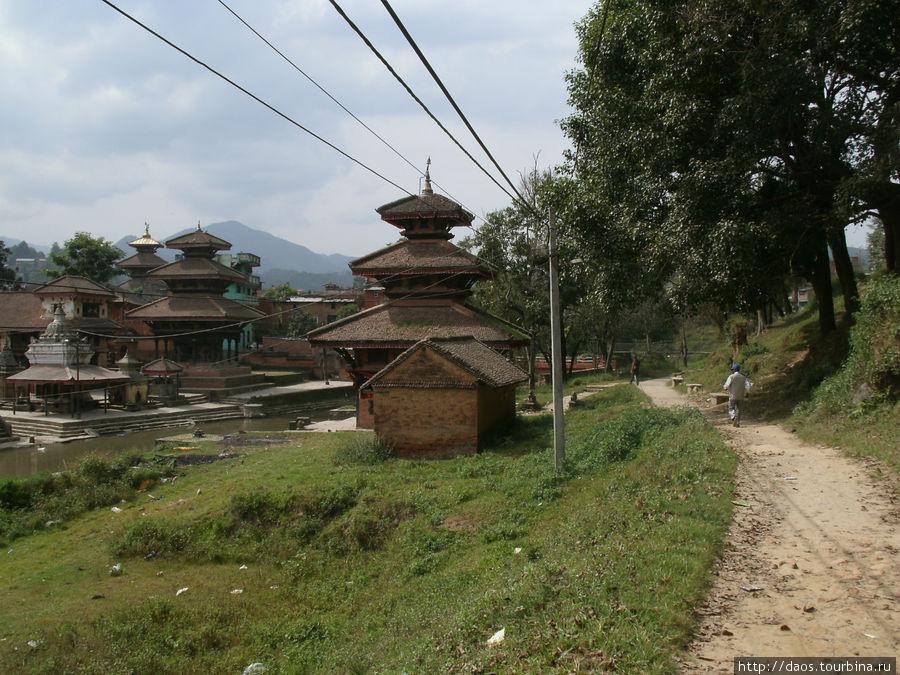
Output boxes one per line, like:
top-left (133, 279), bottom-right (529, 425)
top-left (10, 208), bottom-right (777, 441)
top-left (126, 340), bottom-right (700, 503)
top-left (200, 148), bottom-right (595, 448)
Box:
top-left (5, 405), bottom-right (243, 441)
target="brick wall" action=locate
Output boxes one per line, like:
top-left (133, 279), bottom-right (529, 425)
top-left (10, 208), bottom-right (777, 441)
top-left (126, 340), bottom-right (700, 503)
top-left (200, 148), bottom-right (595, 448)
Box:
top-left (373, 387), bottom-right (478, 457)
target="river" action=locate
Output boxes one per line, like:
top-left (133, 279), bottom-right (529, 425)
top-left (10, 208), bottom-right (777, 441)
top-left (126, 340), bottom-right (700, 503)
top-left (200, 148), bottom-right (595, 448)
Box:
top-left (0, 415), bottom-right (326, 479)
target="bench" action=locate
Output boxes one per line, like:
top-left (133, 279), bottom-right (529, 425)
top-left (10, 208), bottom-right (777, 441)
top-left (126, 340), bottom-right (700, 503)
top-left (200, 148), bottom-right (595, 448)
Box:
top-left (686, 383), bottom-right (703, 393)
top-left (671, 376), bottom-right (684, 387)
top-left (710, 392), bottom-right (729, 405)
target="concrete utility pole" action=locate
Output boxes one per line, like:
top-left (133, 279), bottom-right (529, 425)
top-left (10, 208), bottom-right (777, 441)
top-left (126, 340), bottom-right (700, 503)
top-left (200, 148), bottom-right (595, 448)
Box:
top-left (548, 208), bottom-right (565, 469)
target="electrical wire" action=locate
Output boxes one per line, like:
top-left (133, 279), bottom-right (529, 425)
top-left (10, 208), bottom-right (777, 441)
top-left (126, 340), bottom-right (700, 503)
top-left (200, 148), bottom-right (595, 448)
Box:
top-left (378, 0), bottom-right (532, 212)
top-left (214, 0), bottom-right (495, 228)
top-left (98, 0), bottom-right (414, 198)
top-left (325, 0), bottom-right (521, 206)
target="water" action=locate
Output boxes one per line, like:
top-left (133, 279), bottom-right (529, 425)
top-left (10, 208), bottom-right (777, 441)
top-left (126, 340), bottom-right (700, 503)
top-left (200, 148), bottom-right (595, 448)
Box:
top-left (0, 415), bottom-right (325, 479)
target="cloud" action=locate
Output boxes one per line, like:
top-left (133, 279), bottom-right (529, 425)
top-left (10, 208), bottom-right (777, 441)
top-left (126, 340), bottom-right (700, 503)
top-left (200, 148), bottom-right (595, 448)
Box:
top-left (0, 0), bottom-right (591, 255)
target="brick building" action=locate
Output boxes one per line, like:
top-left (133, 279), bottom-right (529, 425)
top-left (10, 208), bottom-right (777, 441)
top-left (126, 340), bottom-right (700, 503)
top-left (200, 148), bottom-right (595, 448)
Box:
top-left (361, 337), bottom-right (527, 457)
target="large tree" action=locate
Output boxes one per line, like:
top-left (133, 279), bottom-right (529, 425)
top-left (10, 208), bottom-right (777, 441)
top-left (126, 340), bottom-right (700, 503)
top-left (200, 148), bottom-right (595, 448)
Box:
top-left (564, 0), bottom-right (899, 335)
top-left (0, 240), bottom-right (18, 288)
top-left (463, 168), bottom-right (653, 378)
top-left (45, 232), bottom-right (123, 283)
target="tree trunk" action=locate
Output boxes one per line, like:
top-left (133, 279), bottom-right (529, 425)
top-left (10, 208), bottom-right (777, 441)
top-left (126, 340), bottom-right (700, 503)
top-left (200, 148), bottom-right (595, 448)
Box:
top-left (809, 237), bottom-right (836, 335)
top-left (606, 336), bottom-right (617, 372)
top-left (680, 320), bottom-right (688, 368)
top-left (827, 227), bottom-right (860, 318)
top-left (874, 199), bottom-right (900, 274)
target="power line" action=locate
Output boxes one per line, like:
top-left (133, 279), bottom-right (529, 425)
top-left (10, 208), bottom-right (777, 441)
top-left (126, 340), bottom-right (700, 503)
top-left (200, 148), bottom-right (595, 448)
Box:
top-left (325, 0), bottom-right (520, 206)
top-left (214, 0), bottom-right (491, 227)
top-left (98, 0), bottom-right (414, 198)
top-left (378, 0), bottom-right (531, 211)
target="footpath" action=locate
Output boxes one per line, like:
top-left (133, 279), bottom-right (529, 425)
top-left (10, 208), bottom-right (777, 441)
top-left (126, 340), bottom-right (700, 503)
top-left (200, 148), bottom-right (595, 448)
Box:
top-left (639, 377), bottom-right (899, 671)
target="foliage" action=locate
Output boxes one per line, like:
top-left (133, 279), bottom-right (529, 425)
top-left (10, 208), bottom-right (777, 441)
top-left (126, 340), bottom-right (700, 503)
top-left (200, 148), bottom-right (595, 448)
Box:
top-left (563, 0), bottom-right (900, 334)
top-left (262, 282), bottom-right (295, 301)
top-left (45, 232), bottom-right (123, 283)
top-left (0, 240), bottom-right (18, 288)
top-left (283, 309), bottom-right (318, 337)
top-left (463, 166), bottom-right (649, 376)
top-left (336, 302), bottom-right (360, 320)
top-left (332, 434), bottom-right (393, 465)
top-left (798, 274), bottom-right (900, 416)
top-left (0, 453), bottom-right (169, 545)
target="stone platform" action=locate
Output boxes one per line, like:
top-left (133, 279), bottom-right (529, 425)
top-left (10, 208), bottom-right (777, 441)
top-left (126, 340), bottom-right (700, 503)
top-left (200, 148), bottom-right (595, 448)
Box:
top-left (0, 380), bottom-right (354, 444)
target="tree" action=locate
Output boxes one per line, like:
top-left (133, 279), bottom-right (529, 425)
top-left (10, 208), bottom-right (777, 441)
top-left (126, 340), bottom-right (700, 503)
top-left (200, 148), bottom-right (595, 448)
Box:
top-left (564, 0), bottom-right (898, 335)
top-left (463, 167), bottom-right (647, 379)
top-left (263, 283), bottom-right (296, 301)
top-left (0, 241), bottom-right (18, 288)
top-left (337, 303), bottom-right (360, 320)
top-left (45, 232), bottom-right (123, 283)
top-left (284, 310), bottom-right (318, 338)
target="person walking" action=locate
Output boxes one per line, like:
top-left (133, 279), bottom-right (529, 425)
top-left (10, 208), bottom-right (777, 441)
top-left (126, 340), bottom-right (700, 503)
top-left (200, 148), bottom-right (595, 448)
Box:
top-left (723, 363), bottom-right (750, 427)
top-left (630, 356), bottom-right (641, 385)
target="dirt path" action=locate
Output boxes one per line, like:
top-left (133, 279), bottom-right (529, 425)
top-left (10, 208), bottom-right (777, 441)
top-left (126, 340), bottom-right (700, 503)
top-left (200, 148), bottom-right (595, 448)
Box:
top-left (640, 377), bottom-right (899, 670)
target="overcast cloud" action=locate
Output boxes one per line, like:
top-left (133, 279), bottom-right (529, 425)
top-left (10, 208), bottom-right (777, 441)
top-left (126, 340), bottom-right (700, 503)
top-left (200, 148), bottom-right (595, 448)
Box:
top-left (0, 0), bottom-right (596, 257)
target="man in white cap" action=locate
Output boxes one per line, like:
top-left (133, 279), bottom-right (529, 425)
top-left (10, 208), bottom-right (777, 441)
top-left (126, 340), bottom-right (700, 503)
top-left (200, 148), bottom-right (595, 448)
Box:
top-left (723, 363), bottom-right (751, 427)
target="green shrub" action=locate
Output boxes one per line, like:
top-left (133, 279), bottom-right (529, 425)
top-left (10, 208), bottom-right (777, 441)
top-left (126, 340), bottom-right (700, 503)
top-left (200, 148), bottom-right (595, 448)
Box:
top-left (115, 517), bottom-right (192, 558)
top-left (572, 405), bottom-right (696, 468)
top-left (799, 274), bottom-right (900, 417)
top-left (0, 454), bottom-right (169, 543)
top-left (332, 434), bottom-right (393, 465)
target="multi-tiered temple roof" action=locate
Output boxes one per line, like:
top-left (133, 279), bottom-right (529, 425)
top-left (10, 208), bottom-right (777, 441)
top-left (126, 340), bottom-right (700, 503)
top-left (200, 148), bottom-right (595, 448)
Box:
top-left (308, 168), bottom-right (527, 381)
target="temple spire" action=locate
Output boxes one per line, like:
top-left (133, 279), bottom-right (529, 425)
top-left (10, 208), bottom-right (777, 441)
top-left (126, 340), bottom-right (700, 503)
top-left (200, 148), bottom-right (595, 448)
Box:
top-left (421, 157), bottom-right (433, 196)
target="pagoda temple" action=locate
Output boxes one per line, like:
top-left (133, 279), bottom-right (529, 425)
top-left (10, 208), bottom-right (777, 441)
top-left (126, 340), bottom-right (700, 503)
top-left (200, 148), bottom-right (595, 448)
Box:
top-left (308, 166), bottom-right (528, 427)
top-left (114, 223), bottom-right (168, 299)
top-left (125, 224), bottom-right (266, 398)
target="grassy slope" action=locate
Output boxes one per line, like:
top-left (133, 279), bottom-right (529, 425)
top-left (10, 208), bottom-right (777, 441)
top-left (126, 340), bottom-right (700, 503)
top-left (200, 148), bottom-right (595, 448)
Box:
top-left (1, 386), bottom-right (736, 673)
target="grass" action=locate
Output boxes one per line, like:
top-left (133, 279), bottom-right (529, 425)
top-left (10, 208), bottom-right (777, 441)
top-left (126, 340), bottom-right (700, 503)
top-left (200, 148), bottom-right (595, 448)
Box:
top-left (0, 385), bottom-right (736, 673)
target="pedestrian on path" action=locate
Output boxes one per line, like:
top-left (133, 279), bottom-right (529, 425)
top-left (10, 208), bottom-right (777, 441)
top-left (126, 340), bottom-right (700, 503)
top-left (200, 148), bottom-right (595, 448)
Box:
top-left (630, 356), bottom-right (641, 385)
top-left (723, 363), bottom-right (750, 426)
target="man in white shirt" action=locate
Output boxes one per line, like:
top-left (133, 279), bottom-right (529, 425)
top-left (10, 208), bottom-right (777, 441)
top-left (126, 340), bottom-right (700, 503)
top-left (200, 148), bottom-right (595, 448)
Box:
top-left (723, 364), bottom-right (751, 427)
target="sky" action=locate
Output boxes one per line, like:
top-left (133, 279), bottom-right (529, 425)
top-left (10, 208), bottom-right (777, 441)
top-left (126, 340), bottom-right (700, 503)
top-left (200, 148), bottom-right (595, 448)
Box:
top-left (0, 0), bottom-right (872, 261)
top-left (0, 0), bottom-right (599, 258)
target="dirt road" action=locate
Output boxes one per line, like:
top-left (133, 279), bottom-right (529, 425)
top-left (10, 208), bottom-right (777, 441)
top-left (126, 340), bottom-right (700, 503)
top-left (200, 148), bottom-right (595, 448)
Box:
top-left (640, 377), bottom-right (899, 671)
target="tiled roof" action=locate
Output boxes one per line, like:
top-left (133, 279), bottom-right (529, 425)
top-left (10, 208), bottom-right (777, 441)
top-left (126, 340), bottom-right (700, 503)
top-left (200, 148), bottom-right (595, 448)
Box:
top-left (165, 228), bottom-right (231, 251)
top-left (142, 358), bottom-right (184, 375)
top-left (376, 193), bottom-right (474, 224)
top-left (116, 251), bottom-right (167, 270)
top-left (307, 302), bottom-right (529, 348)
top-left (147, 257), bottom-right (248, 282)
top-left (0, 292), bottom-right (46, 331)
top-left (363, 336), bottom-right (527, 389)
top-left (126, 296), bottom-right (265, 321)
top-left (350, 239), bottom-right (489, 276)
top-left (32, 275), bottom-right (117, 298)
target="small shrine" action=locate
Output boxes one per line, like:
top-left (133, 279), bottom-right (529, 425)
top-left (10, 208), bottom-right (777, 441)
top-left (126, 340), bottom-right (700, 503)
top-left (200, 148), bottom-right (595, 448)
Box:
top-left (308, 163), bottom-right (528, 427)
top-left (361, 337), bottom-right (527, 457)
top-left (7, 306), bottom-right (130, 416)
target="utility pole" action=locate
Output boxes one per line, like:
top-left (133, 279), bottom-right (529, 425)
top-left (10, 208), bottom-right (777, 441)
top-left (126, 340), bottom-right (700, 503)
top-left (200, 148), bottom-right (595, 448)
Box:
top-left (548, 208), bottom-right (565, 469)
